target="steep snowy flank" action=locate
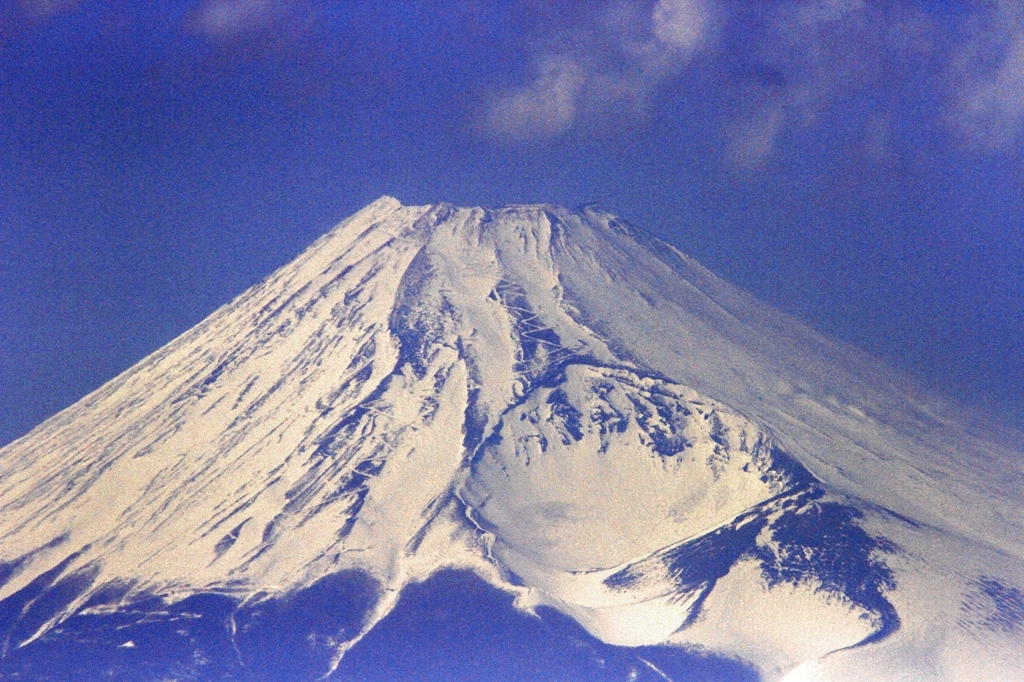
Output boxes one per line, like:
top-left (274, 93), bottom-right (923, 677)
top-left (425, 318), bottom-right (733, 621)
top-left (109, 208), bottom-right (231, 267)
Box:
top-left (0, 197), bottom-right (1022, 681)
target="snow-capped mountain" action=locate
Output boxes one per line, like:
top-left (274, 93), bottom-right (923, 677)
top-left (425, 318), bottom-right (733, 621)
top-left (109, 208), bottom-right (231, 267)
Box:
top-left (1, 197), bottom-right (1022, 681)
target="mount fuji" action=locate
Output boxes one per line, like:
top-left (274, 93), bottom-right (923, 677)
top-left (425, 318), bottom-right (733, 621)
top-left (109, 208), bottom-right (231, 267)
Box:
top-left (0, 197), bottom-right (1022, 681)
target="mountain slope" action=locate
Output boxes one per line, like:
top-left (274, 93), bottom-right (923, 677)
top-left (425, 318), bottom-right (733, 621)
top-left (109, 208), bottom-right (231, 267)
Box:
top-left (1, 197), bottom-right (1022, 681)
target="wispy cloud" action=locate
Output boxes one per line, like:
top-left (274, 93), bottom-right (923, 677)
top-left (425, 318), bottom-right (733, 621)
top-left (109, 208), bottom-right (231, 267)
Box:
top-left (949, 1), bottom-right (1024, 152)
top-left (726, 102), bottom-right (785, 170)
top-left (652, 0), bottom-right (711, 52)
top-left (483, 0), bottom-right (941, 165)
top-left (487, 56), bottom-right (586, 140)
top-left (484, 0), bottom-right (716, 141)
top-left (16, 0), bottom-right (81, 23)
top-left (190, 0), bottom-right (290, 38)
top-left (722, 0), bottom-right (907, 169)
top-left (1, 0), bottom-right (81, 45)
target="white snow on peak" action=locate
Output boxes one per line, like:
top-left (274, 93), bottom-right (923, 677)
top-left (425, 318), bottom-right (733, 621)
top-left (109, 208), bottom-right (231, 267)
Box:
top-left (0, 198), bottom-right (1022, 681)
top-left (462, 364), bottom-right (792, 572)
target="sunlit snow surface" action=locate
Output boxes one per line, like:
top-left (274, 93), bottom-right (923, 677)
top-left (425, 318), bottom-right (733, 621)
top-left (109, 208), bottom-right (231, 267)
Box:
top-left (1, 197), bottom-right (1023, 681)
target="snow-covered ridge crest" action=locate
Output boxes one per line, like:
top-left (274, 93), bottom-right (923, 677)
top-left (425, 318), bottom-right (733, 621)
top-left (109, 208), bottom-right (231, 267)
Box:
top-left (0, 197), bottom-right (1022, 681)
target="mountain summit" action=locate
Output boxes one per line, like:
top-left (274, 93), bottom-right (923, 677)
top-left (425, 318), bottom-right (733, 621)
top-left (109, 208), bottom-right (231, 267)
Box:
top-left (1, 197), bottom-right (1022, 681)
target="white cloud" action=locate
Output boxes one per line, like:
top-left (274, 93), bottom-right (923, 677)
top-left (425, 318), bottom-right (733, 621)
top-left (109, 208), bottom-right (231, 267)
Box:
top-left (487, 56), bottom-right (586, 140)
top-left (484, 0), bottom-right (716, 141)
top-left (949, 2), bottom-right (1024, 151)
top-left (652, 0), bottom-right (711, 53)
top-left (959, 39), bottom-right (1024, 148)
top-left (719, 0), bottom-right (931, 168)
top-left (192, 0), bottom-right (284, 38)
top-left (483, 1), bottom-right (1024, 162)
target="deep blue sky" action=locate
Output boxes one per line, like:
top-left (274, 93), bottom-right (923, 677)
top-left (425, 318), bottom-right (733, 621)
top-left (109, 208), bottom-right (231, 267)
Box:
top-left (1, 0), bottom-right (1023, 447)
